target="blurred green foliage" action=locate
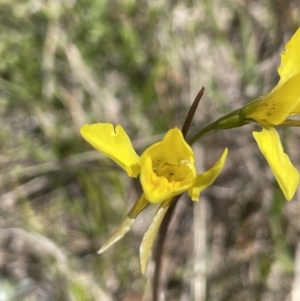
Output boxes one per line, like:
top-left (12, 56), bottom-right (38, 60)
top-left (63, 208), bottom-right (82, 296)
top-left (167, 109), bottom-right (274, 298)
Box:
top-left (0, 0), bottom-right (300, 300)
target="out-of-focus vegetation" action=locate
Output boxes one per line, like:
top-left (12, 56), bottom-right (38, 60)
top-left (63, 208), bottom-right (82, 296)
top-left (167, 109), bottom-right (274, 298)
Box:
top-left (0, 0), bottom-right (300, 300)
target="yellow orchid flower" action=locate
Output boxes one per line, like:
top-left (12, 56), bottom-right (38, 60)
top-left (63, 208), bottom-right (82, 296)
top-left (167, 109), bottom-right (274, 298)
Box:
top-left (240, 28), bottom-right (300, 200)
top-left (190, 28), bottom-right (300, 201)
top-left (81, 123), bottom-right (228, 273)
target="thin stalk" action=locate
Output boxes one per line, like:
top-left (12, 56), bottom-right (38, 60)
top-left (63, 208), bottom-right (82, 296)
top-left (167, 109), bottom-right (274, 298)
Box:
top-left (188, 108), bottom-right (248, 145)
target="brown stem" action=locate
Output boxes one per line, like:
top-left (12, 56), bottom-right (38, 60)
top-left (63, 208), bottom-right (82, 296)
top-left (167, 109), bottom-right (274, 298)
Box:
top-left (152, 87), bottom-right (205, 301)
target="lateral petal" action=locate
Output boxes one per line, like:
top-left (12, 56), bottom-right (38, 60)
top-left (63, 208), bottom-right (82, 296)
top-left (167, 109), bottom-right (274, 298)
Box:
top-left (277, 28), bottom-right (300, 87)
top-left (188, 148), bottom-right (228, 201)
top-left (139, 198), bottom-right (172, 274)
top-left (97, 216), bottom-right (134, 254)
top-left (242, 73), bottom-right (300, 125)
top-left (253, 127), bottom-right (299, 200)
top-left (241, 28), bottom-right (300, 125)
top-left (98, 194), bottom-right (149, 254)
top-left (80, 123), bottom-right (140, 177)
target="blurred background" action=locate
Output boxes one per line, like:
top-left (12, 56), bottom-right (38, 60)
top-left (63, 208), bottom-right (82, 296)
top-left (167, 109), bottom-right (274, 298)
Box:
top-left (1, 0), bottom-right (300, 300)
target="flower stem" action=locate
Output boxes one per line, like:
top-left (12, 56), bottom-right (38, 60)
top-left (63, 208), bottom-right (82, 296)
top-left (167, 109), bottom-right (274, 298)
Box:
top-left (188, 108), bottom-right (249, 145)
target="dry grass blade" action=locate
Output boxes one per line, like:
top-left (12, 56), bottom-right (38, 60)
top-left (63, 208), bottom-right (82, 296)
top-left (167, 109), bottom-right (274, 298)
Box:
top-left (0, 228), bottom-right (113, 301)
top-left (2, 177), bottom-right (49, 208)
top-left (291, 241), bottom-right (300, 301)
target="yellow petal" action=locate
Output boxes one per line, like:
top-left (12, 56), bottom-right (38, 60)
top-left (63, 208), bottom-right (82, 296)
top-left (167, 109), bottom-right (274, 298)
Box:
top-left (241, 28), bottom-right (300, 125)
top-left (139, 129), bottom-right (196, 203)
top-left (289, 74), bottom-right (300, 114)
top-left (140, 154), bottom-right (195, 203)
top-left (188, 148), bottom-right (228, 201)
top-left (80, 123), bottom-right (140, 177)
top-left (139, 198), bottom-right (172, 274)
top-left (253, 127), bottom-right (299, 200)
top-left (98, 194), bottom-right (149, 254)
top-left (141, 128), bottom-right (194, 165)
top-left (242, 73), bottom-right (300, 125)
top-left (277, 28), bottom-right (300, 87)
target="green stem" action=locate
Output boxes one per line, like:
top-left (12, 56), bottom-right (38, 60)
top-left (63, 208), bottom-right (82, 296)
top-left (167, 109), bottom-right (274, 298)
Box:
top-left (188, 108), bottom-right (249, 145)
